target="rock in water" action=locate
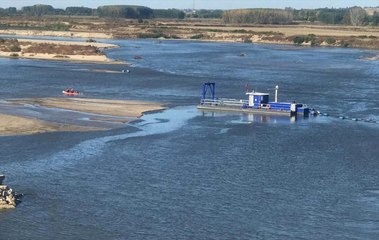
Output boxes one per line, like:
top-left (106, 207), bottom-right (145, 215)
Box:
top-left (0, 175), bottom-right (21, 209)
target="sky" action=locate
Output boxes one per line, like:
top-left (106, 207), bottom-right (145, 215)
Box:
top-left (2, 0), bottom-right (379, 10)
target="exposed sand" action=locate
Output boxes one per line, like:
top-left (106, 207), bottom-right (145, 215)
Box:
top-left (0, 98), bottom-right (165, 136)
top-left (0, 38), bottom-right (125, 64)
top-left (0, 51), bottom-right (120, 64)
top-left (0, 29), bottom-right (112, 39)
top-left (10, 98), bottom-right (164, 117)
top-left (0, 113), bottom-right (101, 136)
top-left (17, 39), bottom-right (117, 48)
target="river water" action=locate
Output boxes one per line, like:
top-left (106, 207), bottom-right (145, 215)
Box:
top-left (0, 39), bottom-right (378, 239)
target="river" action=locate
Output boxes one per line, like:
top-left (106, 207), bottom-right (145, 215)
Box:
top-left (0, 39), bottom-right (378, 239)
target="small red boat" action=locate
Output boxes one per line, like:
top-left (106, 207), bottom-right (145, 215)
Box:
top-left (62, 89), bottom-right (80, 96)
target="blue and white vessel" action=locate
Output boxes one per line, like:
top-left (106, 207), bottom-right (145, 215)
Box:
top-left (198, 82), bottom-right (316, 116)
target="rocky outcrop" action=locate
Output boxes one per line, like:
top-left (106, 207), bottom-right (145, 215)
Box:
top-left (0, 175), bottom-right (21, 209)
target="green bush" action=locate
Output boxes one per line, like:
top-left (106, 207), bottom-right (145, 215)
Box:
top-left (137, 32), bottom-right (167, 38)
top-left (243, 38), bottom-right (252, 43)
top-left (340, 41), bottom-right (350, 48)
top-left (325, 37), bottom-right (336, 44)
top-left (9, 45), bottom-right (21, 52)
top-left (190, 34), bottom-right (206, 39)
top-left (293, 36), bottom-right (305, 45)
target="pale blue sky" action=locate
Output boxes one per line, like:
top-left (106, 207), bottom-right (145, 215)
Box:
top-left (2, 0), bottom-right (379, 9)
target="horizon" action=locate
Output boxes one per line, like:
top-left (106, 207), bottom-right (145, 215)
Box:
top-left (1, 0), bottom-right (379, 10)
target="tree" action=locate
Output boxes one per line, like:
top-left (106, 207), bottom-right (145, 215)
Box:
top-left (97, 5), bottom-right (153, 19)
top-left (153, 9), bottom-right (185, 19)
top-left (22, 4), bottom-right (55, 16)
top-left (223, 9), bottom-right (293, 24)
top-left (65, 7), bottom-right (94, 16)
top-left (347, 7), bottom-right (367, 26)
top-left (371, 12), bottom-right (379, 26)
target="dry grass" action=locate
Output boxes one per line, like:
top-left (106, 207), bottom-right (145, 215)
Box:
top-left (22, 43), bottom-right (104, 56)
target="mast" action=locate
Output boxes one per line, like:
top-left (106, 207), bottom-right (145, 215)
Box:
top-left (275, 85), bottom-right (279, 102)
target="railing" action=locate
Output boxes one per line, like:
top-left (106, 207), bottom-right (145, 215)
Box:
top-left (200, 98), bottom-right (248, 107)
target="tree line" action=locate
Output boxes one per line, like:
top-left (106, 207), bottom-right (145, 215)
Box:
top-left (1, 4), bottom-right (379, 26)
top-left (223, 7), bottom-right (379, 25)
top-left (291, 7), bottom-right (379, 26)
top-left (0, 4), bottom-right (185, 19)
top-left (223, 9), bottom-right (293, 24)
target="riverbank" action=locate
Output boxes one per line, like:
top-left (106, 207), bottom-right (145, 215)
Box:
top-left (2, 17), bottom-right (379, 50)
top-left (0, 38), bottom-right (125, 64)
top-left (0, 98), bottom-right (165, 136)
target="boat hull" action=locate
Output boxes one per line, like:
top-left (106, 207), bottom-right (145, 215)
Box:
top-left (62, 91), bottom-right (80, 96)
top-left (197, 104), bottom-right (308, 116)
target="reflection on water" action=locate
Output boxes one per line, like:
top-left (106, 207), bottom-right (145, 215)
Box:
top-left (200, 109), bottom-right (307, 125)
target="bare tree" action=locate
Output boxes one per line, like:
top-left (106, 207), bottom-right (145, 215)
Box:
top-left (349, 7), bottom-right (367, 26)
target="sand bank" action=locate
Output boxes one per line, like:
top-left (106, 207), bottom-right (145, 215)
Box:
top-left (0, 38), bottom-right (125, 64)
top-left (0, 29), bottom-right (112, 39)
top-left (0, 113), bottom-right (100, 136)
top-left (0, 98), bottom-right (165, 136)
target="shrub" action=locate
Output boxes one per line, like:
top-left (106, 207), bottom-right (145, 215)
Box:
top-left (340, 41), bottom-right (350, 47)
top-left (10, 53), bottom-right (19, 57)
top-left (293, 36), bottom-right (305, 45)
top-left (325, 37), bottom-right (336, 44)
top-left (190, 34), bottom-right (206, 39)
top-left (9, 45), bottom-right (21, 52)
top-left (243, 38), bottom-right (252, 43)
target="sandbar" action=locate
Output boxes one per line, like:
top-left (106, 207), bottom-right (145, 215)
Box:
top-left (0, 98), bottom-right (165, 136)
top-left (0, 113), bottom-right (101, 136)
top-left (0, 38), bottom-right (125, 64)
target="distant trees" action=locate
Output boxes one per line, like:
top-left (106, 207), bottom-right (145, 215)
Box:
top-left (153, 9), bottom-right (185, 19)
top-left (97, 5), bottom-right (153, 19)
top-left (193, 10), bottom-right (224, 18)
top-left (65, 7), bottom-right (94, 16)
top-left (292, 7), bottom-right (368, 25)
top-left (370, 12), bottom-right (379, 25)
top-left (22, 4), bottom-right (55, 16)
top-left (0, 4), bottom-right (377, 26)
top-left (347, 7), bottom-right (368, 26)
top-left (317, 8), bottom-right (347, 24)
top-left (223, 9), bottom-right (293, 24)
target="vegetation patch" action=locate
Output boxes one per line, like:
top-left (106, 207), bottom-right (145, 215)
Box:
top-left (0, 38), bottom-right (21, 52)
top-left (190, 34), bottom-right (207, 39)
top-left (23, 43), bottom-right (104, 55)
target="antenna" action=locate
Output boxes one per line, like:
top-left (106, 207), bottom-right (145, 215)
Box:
top-left (275, 85), bottom-right (279, 102)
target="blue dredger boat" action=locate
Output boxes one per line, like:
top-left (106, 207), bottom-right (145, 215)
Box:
top-left (198, 82), bottom-right (317, 116)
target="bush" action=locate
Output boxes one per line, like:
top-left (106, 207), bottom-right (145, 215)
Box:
top-left (340, 41), bottom-right (350, 48)
top-left (293, 36), bottom-right (305, 45)
top-left (10, 53), bottom-right (19, 57)
top-left (243, 38), bottom-right (252, 43)
top-left (9, 45), bottom-right (21, 52)
top-left (137, 32), bottom-right (167, 38)
top-left (190, 34), bottom-right (206, 39)
top-left (310, 39), bottom-right (321, 46)
top-left (325, 37), bottom-right (336, 44)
